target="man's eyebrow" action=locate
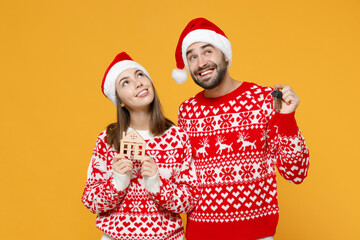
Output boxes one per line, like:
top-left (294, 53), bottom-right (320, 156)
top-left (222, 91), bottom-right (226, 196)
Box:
top-left (186, 49), bottom-right (194, 57)
top-left (186, 44), bottom-right (216, 56)
top-left (201, 44), bottom-right (215, 50)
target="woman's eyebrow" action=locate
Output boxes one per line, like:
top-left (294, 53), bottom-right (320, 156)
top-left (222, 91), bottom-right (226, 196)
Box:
top-left (119, 76), bottom-right (129, 84)
top-left (134, 69), bottom-right (142, 75)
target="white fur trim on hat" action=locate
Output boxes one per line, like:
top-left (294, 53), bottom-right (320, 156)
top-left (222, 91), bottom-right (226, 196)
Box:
top-left (171, 68), bottom-right (188, 84)
top-left (182, 29), bottom-right (232, 71)
top-left (103, 60), bottom-right (151, 106)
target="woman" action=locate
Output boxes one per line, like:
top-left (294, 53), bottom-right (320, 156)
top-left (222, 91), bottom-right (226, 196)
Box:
top-left (82, 52), bottom-right (199, 240)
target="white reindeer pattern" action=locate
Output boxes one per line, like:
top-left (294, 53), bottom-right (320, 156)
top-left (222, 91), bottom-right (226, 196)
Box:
top-left (196, 138), bottom-right (210, 157)
top-left (215, 135), bottom-right (233, 154)
top-left (237, 132), bottom-right (256, 150)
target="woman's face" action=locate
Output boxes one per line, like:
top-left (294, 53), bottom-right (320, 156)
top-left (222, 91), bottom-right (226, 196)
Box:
top-left (115, 68), bottom-right (154, 111)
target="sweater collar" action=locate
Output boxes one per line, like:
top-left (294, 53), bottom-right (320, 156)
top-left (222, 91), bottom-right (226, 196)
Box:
top-left (127, 127), bottom-right (154, 140)
top-left (195, 81), bottom-right (250, 106)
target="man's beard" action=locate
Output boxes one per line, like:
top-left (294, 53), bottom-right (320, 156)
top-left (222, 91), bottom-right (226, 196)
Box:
top-left (190, 54), bottom-right (228, 90)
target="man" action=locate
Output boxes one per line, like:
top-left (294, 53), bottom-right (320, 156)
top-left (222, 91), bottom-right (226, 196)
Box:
top-left (172, 18), bottom-right (310, 240)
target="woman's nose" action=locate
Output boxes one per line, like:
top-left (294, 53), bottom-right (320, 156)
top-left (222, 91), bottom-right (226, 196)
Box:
top-left (135, 79), bottom-right (143, 88)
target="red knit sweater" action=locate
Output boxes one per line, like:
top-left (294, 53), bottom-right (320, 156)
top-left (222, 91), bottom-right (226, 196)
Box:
top-left (178, 82), bottom-right (310, 240)
top-left (82, 126), bottom-right (199, 240)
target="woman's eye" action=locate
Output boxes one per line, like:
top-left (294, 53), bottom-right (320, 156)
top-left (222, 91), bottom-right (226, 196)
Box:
top-left (122, 81), bottom-right (128, 86)
top-left (137, 73), bottom-right (144, 78)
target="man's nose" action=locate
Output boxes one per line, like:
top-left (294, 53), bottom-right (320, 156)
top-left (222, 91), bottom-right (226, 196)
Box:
top-left (198, 55), bottom-right (208, 68)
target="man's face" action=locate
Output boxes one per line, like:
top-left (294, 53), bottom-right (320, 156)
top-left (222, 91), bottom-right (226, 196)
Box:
top-left (186, 42), bottom-right (228, 89)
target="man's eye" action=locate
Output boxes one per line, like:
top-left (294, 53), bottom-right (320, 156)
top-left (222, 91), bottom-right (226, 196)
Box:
top-left (205, 50), bottom-right (212, 55)
top-left (189, 56), bottom-right (196, 61)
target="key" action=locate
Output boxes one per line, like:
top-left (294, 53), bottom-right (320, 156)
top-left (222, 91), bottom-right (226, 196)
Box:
top-left (272, 90), bottom-right (283, 112)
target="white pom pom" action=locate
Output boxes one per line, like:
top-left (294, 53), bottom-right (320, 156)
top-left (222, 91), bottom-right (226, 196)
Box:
top-left (171, 68), bottom-right (188, 84)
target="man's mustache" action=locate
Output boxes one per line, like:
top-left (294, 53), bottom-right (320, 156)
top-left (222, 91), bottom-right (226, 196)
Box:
top-left (194, 63), bottom-right (217, 75)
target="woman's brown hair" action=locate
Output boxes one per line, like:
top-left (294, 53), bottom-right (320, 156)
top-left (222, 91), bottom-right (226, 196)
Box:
top-left (106, 85), bottom-right (174, 152)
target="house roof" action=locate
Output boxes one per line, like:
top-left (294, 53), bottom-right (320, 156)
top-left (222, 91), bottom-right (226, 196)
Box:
top-left (122, 129), bottom-right (146, 144)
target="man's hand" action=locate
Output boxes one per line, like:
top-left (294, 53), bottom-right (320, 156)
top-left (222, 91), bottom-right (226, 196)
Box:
top-left (274, 84), bottom-right (300, 113)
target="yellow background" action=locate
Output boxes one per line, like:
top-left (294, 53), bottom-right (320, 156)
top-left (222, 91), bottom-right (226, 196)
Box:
top-left (1, 0), bottom-right (359, 239)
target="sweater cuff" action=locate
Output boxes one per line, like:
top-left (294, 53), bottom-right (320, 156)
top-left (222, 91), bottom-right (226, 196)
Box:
top-left (112, 170), bottom-right (131, 191)
top-left (275, 111), bottom-right (299, 136)
top-left (144, 171), bottom-right (161, 194)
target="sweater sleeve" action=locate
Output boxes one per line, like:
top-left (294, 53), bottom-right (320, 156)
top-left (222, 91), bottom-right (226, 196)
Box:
top-left (263, 91), bottom-right (310, 184)
top-left (178, 102), bottom-right (186, 131)
top-left (147, 131), bottom-right (200, 214)
top-left (81, 133), bottom-right (129, 214)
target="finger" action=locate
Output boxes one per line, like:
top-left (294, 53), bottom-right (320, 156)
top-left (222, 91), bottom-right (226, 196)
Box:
top-left (113, 162), bottom-right (134, 169)
top-left (141, 170), bottom-right (156, 177)
top-left (113, 162), bottom-right (131, 171)
top-left (142, 164), bottom-right (157, 173)
top-left (141, 164), bottom-right (151, 172)
top-left (141, 171), bottom-right (150, 177)
top-left (113, 159), bottom-right (132, 167)
top-left (113, 154), bottom-right (121, 162)
top-left (141, 158), bottom-right (154, 165)
top-left (143, 163), bottom-right (158, 173)
top-left (118, 166), bottom-right (133, 175)
top-left (119, 161), bottom-right (133, 169)
top-left (282, 94), bottom-right (296, 105)
top-left (121, 159), bottom-right (133, 164)
top-left (120, 161), bottom-right (133, 167)
top-left (114, 162), bottom-right (133, 171)
top-left (118, 154), bottom-right (129, 160)
top-left (113, 155), bottom-right (129, 163)
top-left (141, 161), bottom-right (153, 168)
top-left (143, 155), bottom-right (152, 161)
top-left (282, 91), bottom-right (293, 99)
top-left (281, 87), bottom-right (294, 96)
top-left (117, 159), bottom-right (133, 167)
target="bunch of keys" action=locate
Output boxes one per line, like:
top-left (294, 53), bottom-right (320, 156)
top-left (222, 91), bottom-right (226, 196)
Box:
top-left (272, 90), bottom-right (283, 112)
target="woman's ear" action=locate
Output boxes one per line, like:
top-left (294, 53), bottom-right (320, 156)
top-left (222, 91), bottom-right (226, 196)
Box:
top-left (120, 103), bottom-right (125, 107)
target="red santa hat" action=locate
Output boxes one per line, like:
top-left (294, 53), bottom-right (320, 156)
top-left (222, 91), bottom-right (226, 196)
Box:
top-left (101, 52), bottom-right (151, 106)
top-left (172, 17), bottom-right (232, 83)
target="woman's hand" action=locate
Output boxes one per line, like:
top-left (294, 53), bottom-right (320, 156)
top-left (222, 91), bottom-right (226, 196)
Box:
top-left (141, 156), bottom-right (158, 177)
top-left (112, 154), bottom-right (133, 175)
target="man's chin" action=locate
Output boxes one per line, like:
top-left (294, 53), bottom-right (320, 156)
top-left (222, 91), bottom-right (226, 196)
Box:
top-left (194, 78), bottom-right (220, 89)
top-left (197, 83), bottom-right (217, 90)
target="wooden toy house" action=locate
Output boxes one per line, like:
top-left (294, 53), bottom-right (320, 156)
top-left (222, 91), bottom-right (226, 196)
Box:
top-left (120, 130), bottom-right (146, 160)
